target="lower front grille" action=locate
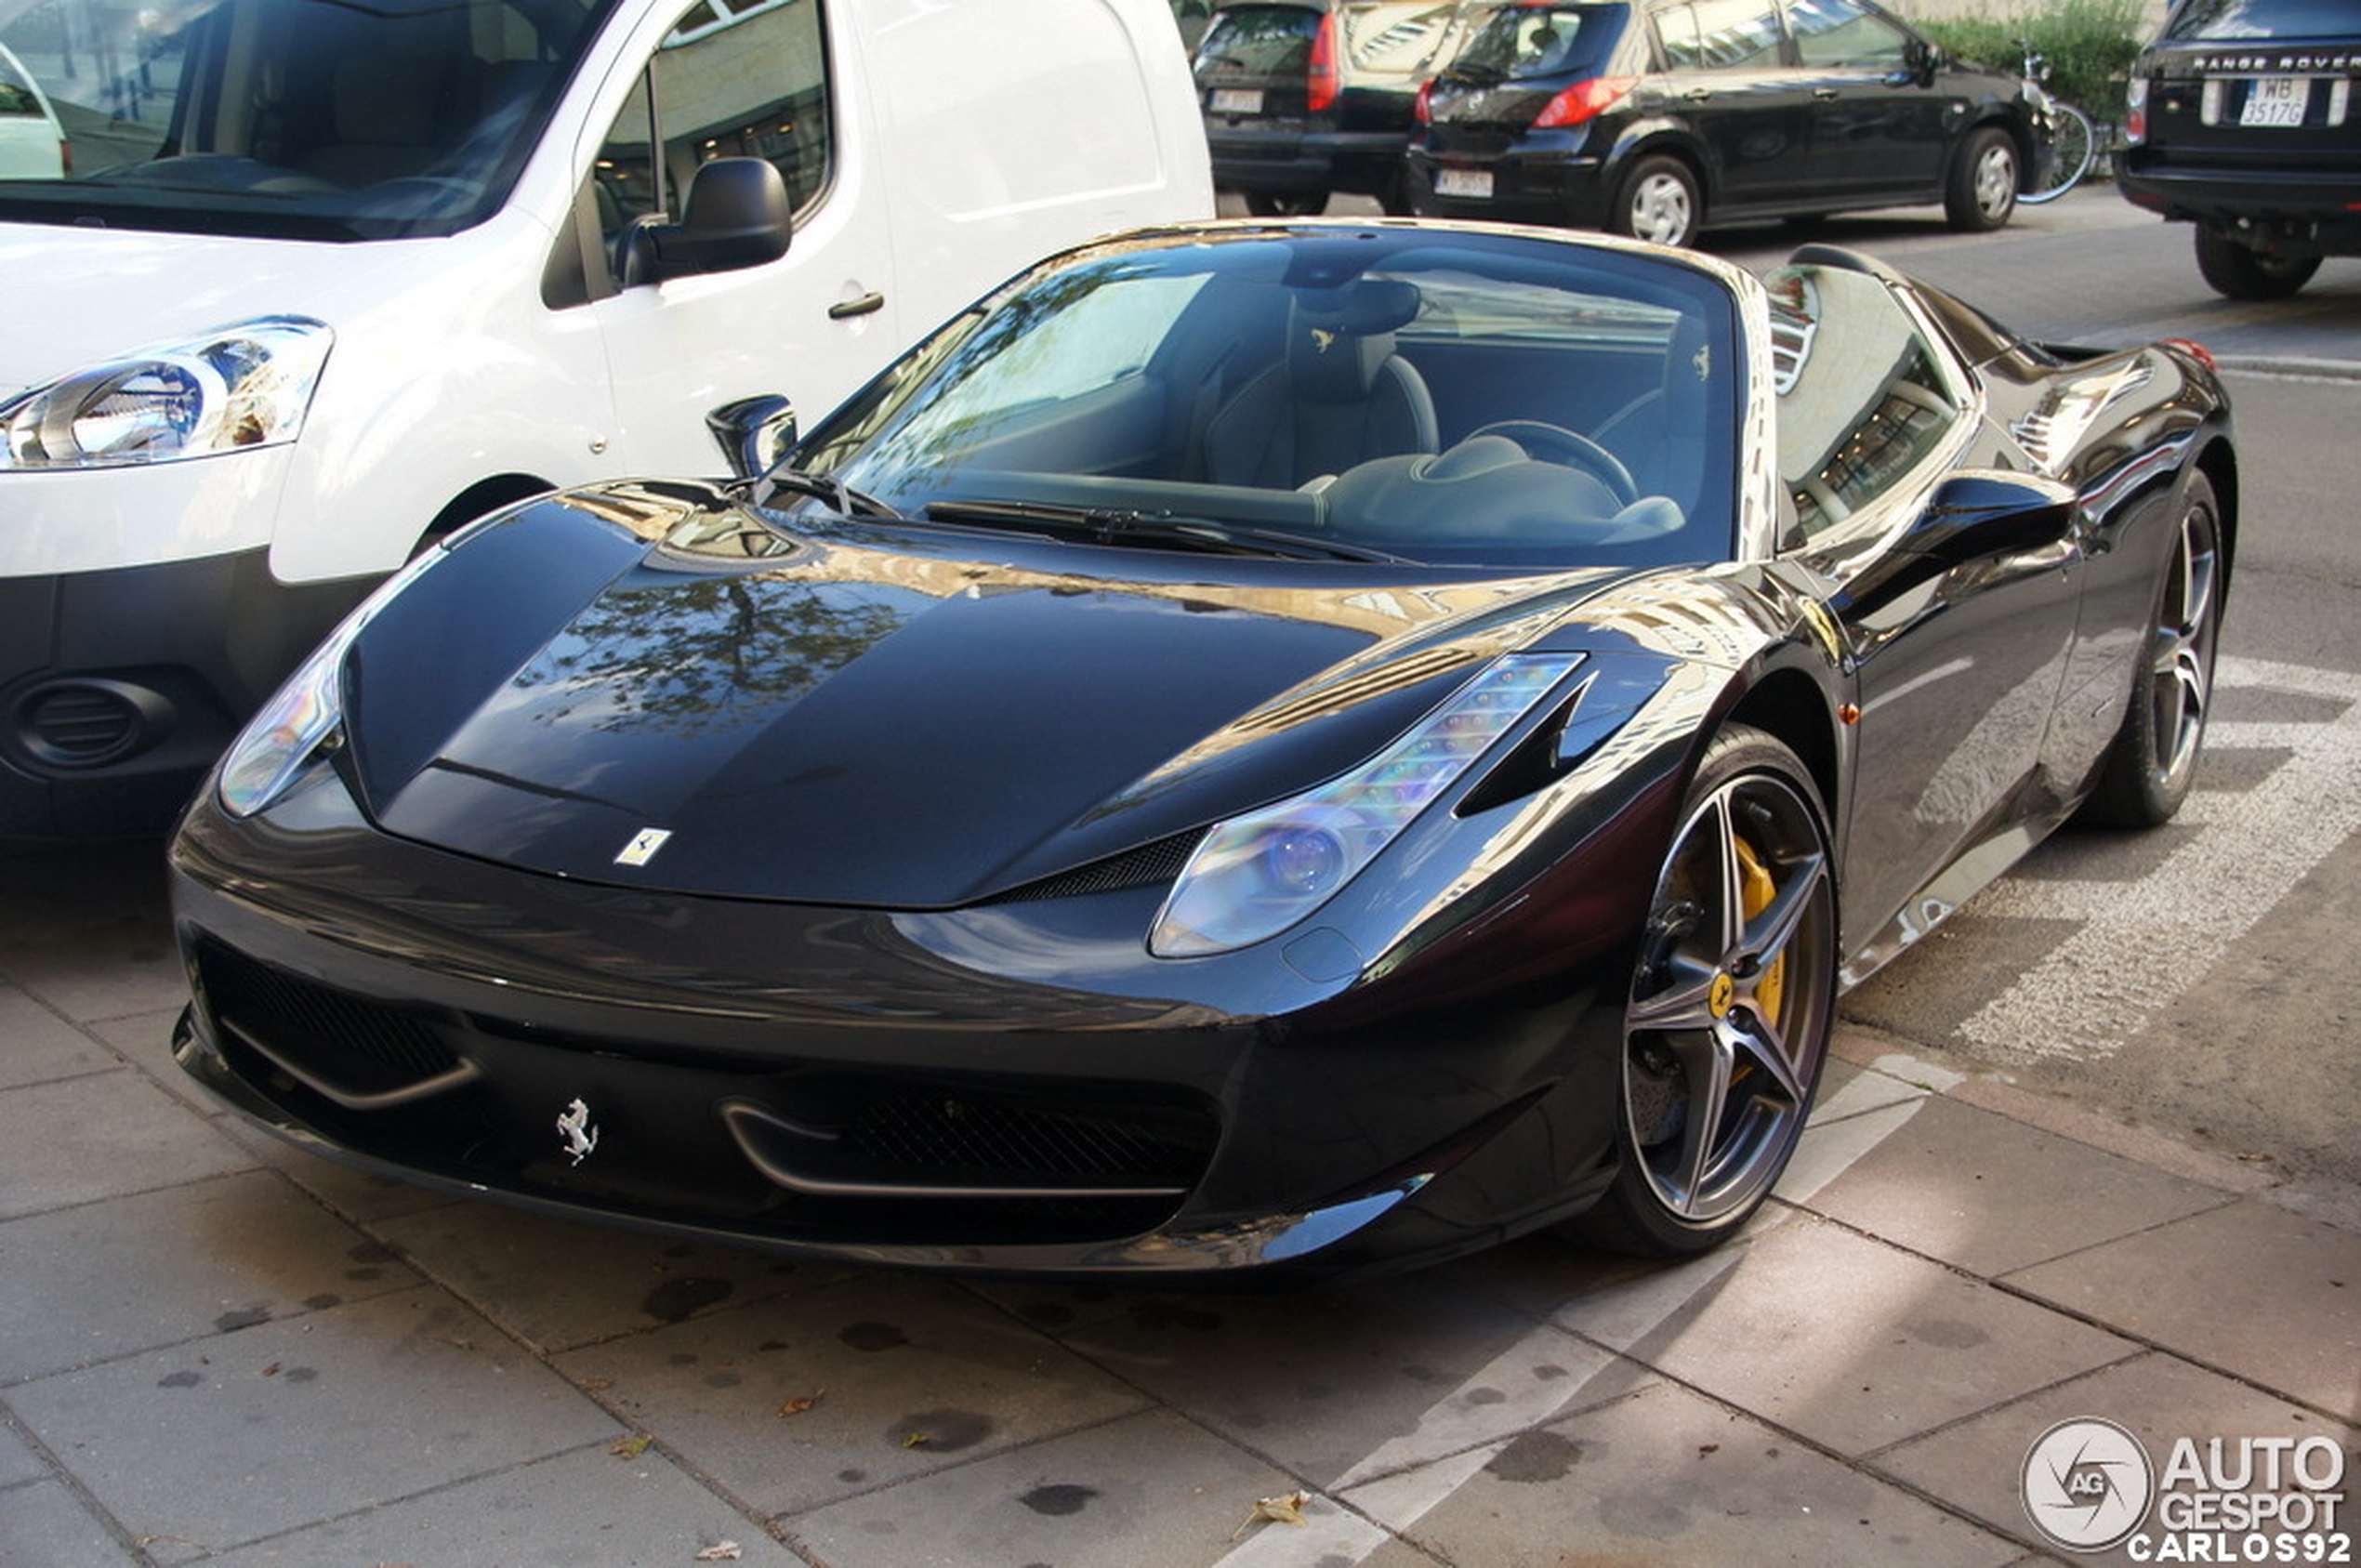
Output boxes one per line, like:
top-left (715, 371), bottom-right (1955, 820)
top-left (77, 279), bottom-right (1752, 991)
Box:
top-left (197, 943), bottom-right (472, 1107)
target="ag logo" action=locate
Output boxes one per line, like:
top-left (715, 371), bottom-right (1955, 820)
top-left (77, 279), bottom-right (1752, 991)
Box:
top-left (2023, 1416), bottom-right (2154, 1552)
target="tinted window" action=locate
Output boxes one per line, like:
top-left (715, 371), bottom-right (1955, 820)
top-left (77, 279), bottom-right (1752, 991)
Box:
top-left (1655, 0), bottom-right (1786, 71)
top-left (0, 0), bottom-right (614, 239)
top-left (2166, 0), bottom-right (2359, 40)
top-left (1767, 264), bottom-right (1962, 540)
top-left (593, 0), bottom-right (832, 269)
top-left (1452, 5), bottom-right (1624, 79)
top-left (1195, 7), bottom-right (1320, 77)
top-left (1787, 0), bottom-right (1910, 70)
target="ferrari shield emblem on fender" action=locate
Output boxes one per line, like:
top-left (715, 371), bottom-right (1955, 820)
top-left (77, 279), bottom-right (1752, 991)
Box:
top-left (615, 827), bottom-right (672, 866)
top-left (557, 1098), bottom-right (600, 1166)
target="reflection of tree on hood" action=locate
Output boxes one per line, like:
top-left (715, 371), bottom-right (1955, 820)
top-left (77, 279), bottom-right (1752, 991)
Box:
top-left (510, 574), bottom-right (908, 739)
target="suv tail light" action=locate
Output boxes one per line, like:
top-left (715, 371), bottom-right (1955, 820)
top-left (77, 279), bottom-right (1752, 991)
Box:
top-left (1533, 75), bottom-right (1637, 129)
top-left (1307, 13), bottom-right (1339, 113)
top-left (2125, 76), bottom-right (2148, 145)
top-left (1414, 78), bottom-right (1433, 125)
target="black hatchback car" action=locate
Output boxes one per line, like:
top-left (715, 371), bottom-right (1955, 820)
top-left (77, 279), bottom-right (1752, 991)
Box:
top-left (1406, 0), bottom-right (2037, 247)
top-left (1194, 0), bottom-right (1499, 215)
top-left (2118, 0), bottom-right (2361, 299)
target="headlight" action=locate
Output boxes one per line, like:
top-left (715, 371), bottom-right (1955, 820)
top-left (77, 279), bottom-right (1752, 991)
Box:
top-left (1150, 652), bottom-right (1582, 957)
top-left (215, 536), bottom-right (454, 817)
top-left (0, 317), bottom-right (332, 470)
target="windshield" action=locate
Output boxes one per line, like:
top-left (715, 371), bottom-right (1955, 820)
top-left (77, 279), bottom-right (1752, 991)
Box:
top-left (796, 228), bottom-right (1742, 571)
top-left (0, 0), bottom-right (617, 239)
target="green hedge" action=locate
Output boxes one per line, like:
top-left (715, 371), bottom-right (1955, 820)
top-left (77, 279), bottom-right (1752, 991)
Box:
top-left (1906, 0), bottom-right (2148, 125)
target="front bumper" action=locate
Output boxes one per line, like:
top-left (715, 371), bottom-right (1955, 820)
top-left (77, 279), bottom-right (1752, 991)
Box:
top-left (167, 782), bottom-right (1640, 1280)
top-left (1, 551), bottom-right (371, 839)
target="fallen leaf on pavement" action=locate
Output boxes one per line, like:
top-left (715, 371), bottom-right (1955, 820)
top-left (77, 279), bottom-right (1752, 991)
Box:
top-left (1230, 1489), bottom-right (1312, 1539)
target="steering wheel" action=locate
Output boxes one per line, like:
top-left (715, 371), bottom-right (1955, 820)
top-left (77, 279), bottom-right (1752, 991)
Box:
top-left (1466, 420), bottom-right (1638, 507)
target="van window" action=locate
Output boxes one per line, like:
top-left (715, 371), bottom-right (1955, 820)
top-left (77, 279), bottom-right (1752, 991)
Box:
top-left (591, 0), bottom-right (833, 269)
top-left (0, 0), bottom-right (617, 239)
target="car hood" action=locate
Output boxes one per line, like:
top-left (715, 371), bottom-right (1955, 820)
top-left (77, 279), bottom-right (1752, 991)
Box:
top-left (344, 482), bottom-right (1642, 907)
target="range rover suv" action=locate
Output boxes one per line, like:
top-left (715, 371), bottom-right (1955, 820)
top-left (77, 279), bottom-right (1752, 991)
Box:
top-left (2119, 0), bottom-right (2361, 299)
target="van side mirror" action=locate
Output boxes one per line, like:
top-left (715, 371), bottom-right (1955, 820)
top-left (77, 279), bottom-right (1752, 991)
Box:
top-left (707, 395), bottom-right (798, 481)
top-left (620, 157), bottom-right (792, 288)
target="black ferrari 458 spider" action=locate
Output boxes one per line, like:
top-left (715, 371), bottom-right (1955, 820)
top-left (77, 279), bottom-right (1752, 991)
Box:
top-left (169, 220), bottom-right (2233, 1279)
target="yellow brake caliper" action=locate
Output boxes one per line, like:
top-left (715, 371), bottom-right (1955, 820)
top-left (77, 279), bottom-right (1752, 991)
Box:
top-left (1734, 835), bottom-right (1786, 1024)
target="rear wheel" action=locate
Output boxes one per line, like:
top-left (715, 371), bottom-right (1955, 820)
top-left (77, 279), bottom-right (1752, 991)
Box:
top-left (2195, 229), bottom-right (2319, 300)
top-left (1608, 155), bottom-right (1700, 248)
top-left (1945, 125), bottom-right (2017, 231)
top-left (1570, 726), bottom-right (1836, 1258)
top-left (1245, 188), bottom-right (1330, 217)
top-left (2079, 473), bottom-right (2224, 827)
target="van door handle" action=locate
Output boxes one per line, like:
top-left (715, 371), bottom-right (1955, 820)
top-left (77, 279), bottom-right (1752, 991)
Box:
top-left (828, 292), bottom-right (886, 320)
top-left (1814, 86), bottom-right (1840, 99)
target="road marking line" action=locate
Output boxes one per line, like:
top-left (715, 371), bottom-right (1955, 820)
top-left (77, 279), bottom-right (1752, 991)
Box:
top-left (1959, 655), bottom-right (2361, 1063)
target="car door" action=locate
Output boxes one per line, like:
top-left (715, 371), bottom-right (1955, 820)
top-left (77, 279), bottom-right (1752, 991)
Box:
top-left (1767, 262), bottom-right (2084, 946)
top-left (1785, 0), bottom-right (1948, 199)
top-left (576, 0), bottom-right (903, 475)
top-left (1651, 0), bottom-right (1814, 214)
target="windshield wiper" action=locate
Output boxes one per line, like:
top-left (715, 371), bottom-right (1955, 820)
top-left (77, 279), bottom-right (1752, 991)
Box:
top-left (923, 499), bottom-right (1409, 564)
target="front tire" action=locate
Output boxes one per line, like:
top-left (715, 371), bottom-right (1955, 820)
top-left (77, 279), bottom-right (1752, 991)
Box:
top-left (2078, 473), bottom-right (2224, 827)
top-left (1608, 154), bottom-right (1700, 248)
top-left (1945, 125), bottom-right (2017, 231)
top-left (2195, 229), bottom-right (2319, 300)
top-left (1570, 725), bottom-right (1837, 1258)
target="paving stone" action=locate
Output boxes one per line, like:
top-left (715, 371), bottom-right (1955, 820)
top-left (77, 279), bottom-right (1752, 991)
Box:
top-left (6, 1285), bottom-right (618, 1562)
top-left (371, 1199), bottom-right (859, 1353)
top-left (0, 1420), bottom-right (49, 1488)
top-left (196, 1443), bottom-right (803, 1567)
top-left (1348, 1377), bottom-right (2023, 1568)
top-left (553, 1273), bottom-right (1152, 1519)
top-left (2003, 1200), bottom-right (2361, 1418)
top-left (786, 1407), bottom-right (1310, 1567)
top-left (0, 1170), bottom-right (421, 1384)
top-left (1571, 1213), bottom-right (2138, 1457)
top-left (0, 1477), bottom-right (142, 1566)
top-left (0, 986), bottom-right (116, 1088)
top-left (1800, 1095), bottom-right (2237, 1276)
top-left (1878, 1351), bottom-right (2361, 1566)
top-left (979, 1271), bottom-right (1626, 1490)
top-left (0, 1069), bottom-right (253, 1220)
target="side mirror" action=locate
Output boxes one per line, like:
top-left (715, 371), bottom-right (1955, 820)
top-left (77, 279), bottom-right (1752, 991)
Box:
top-left (1902, 35), bottom-right (1938, 86)
top-left (706, 395), bottom-right (798, 481)
top-left (1906, 471), bottom-right (2077, 563)
top-left (619, 157), bottom-right (792, 288)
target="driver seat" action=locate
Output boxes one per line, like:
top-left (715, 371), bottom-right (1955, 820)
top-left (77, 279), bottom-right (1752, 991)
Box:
top-left (1201, 280), bottom-right (1439, 488)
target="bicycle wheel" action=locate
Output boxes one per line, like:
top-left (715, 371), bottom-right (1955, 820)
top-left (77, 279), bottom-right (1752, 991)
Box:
top-left (2022, 102), bottom-right (2095, 204)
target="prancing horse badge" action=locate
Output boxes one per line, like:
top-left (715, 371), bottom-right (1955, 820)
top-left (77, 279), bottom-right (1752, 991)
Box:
top-left (557, 1098), bottom-right (600, 1166)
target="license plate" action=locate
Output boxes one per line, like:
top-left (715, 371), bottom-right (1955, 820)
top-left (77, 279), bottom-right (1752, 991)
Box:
top-left (1435, 166), bottom-right (1493, 200)
top-left (2241, 75), bottom-right (2310, 127)
top-left (1210, 88), bottom-right (1263, 115)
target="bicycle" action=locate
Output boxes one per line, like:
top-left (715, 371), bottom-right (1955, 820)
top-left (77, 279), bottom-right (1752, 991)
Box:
top-left (2016, 42), bottom-right (2098, 204)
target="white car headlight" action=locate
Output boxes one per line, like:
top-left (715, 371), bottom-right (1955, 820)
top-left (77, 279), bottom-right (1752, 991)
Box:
top-left (1150, 652), bottom-right (1583, 958)
top-left (0, 317), bottom-right (332, 470)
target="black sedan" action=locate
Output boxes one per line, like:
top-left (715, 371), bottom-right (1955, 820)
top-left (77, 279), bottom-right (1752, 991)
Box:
top-left (169, 220), bottom-right (2232, 1280)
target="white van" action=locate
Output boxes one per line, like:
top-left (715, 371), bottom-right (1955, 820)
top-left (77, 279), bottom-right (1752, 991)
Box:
top-left (0, 0), bottom-right (1212, 837)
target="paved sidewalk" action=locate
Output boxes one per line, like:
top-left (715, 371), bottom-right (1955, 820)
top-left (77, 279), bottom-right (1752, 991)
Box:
top-left (2, 838), bottom-right (2355, 1568)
